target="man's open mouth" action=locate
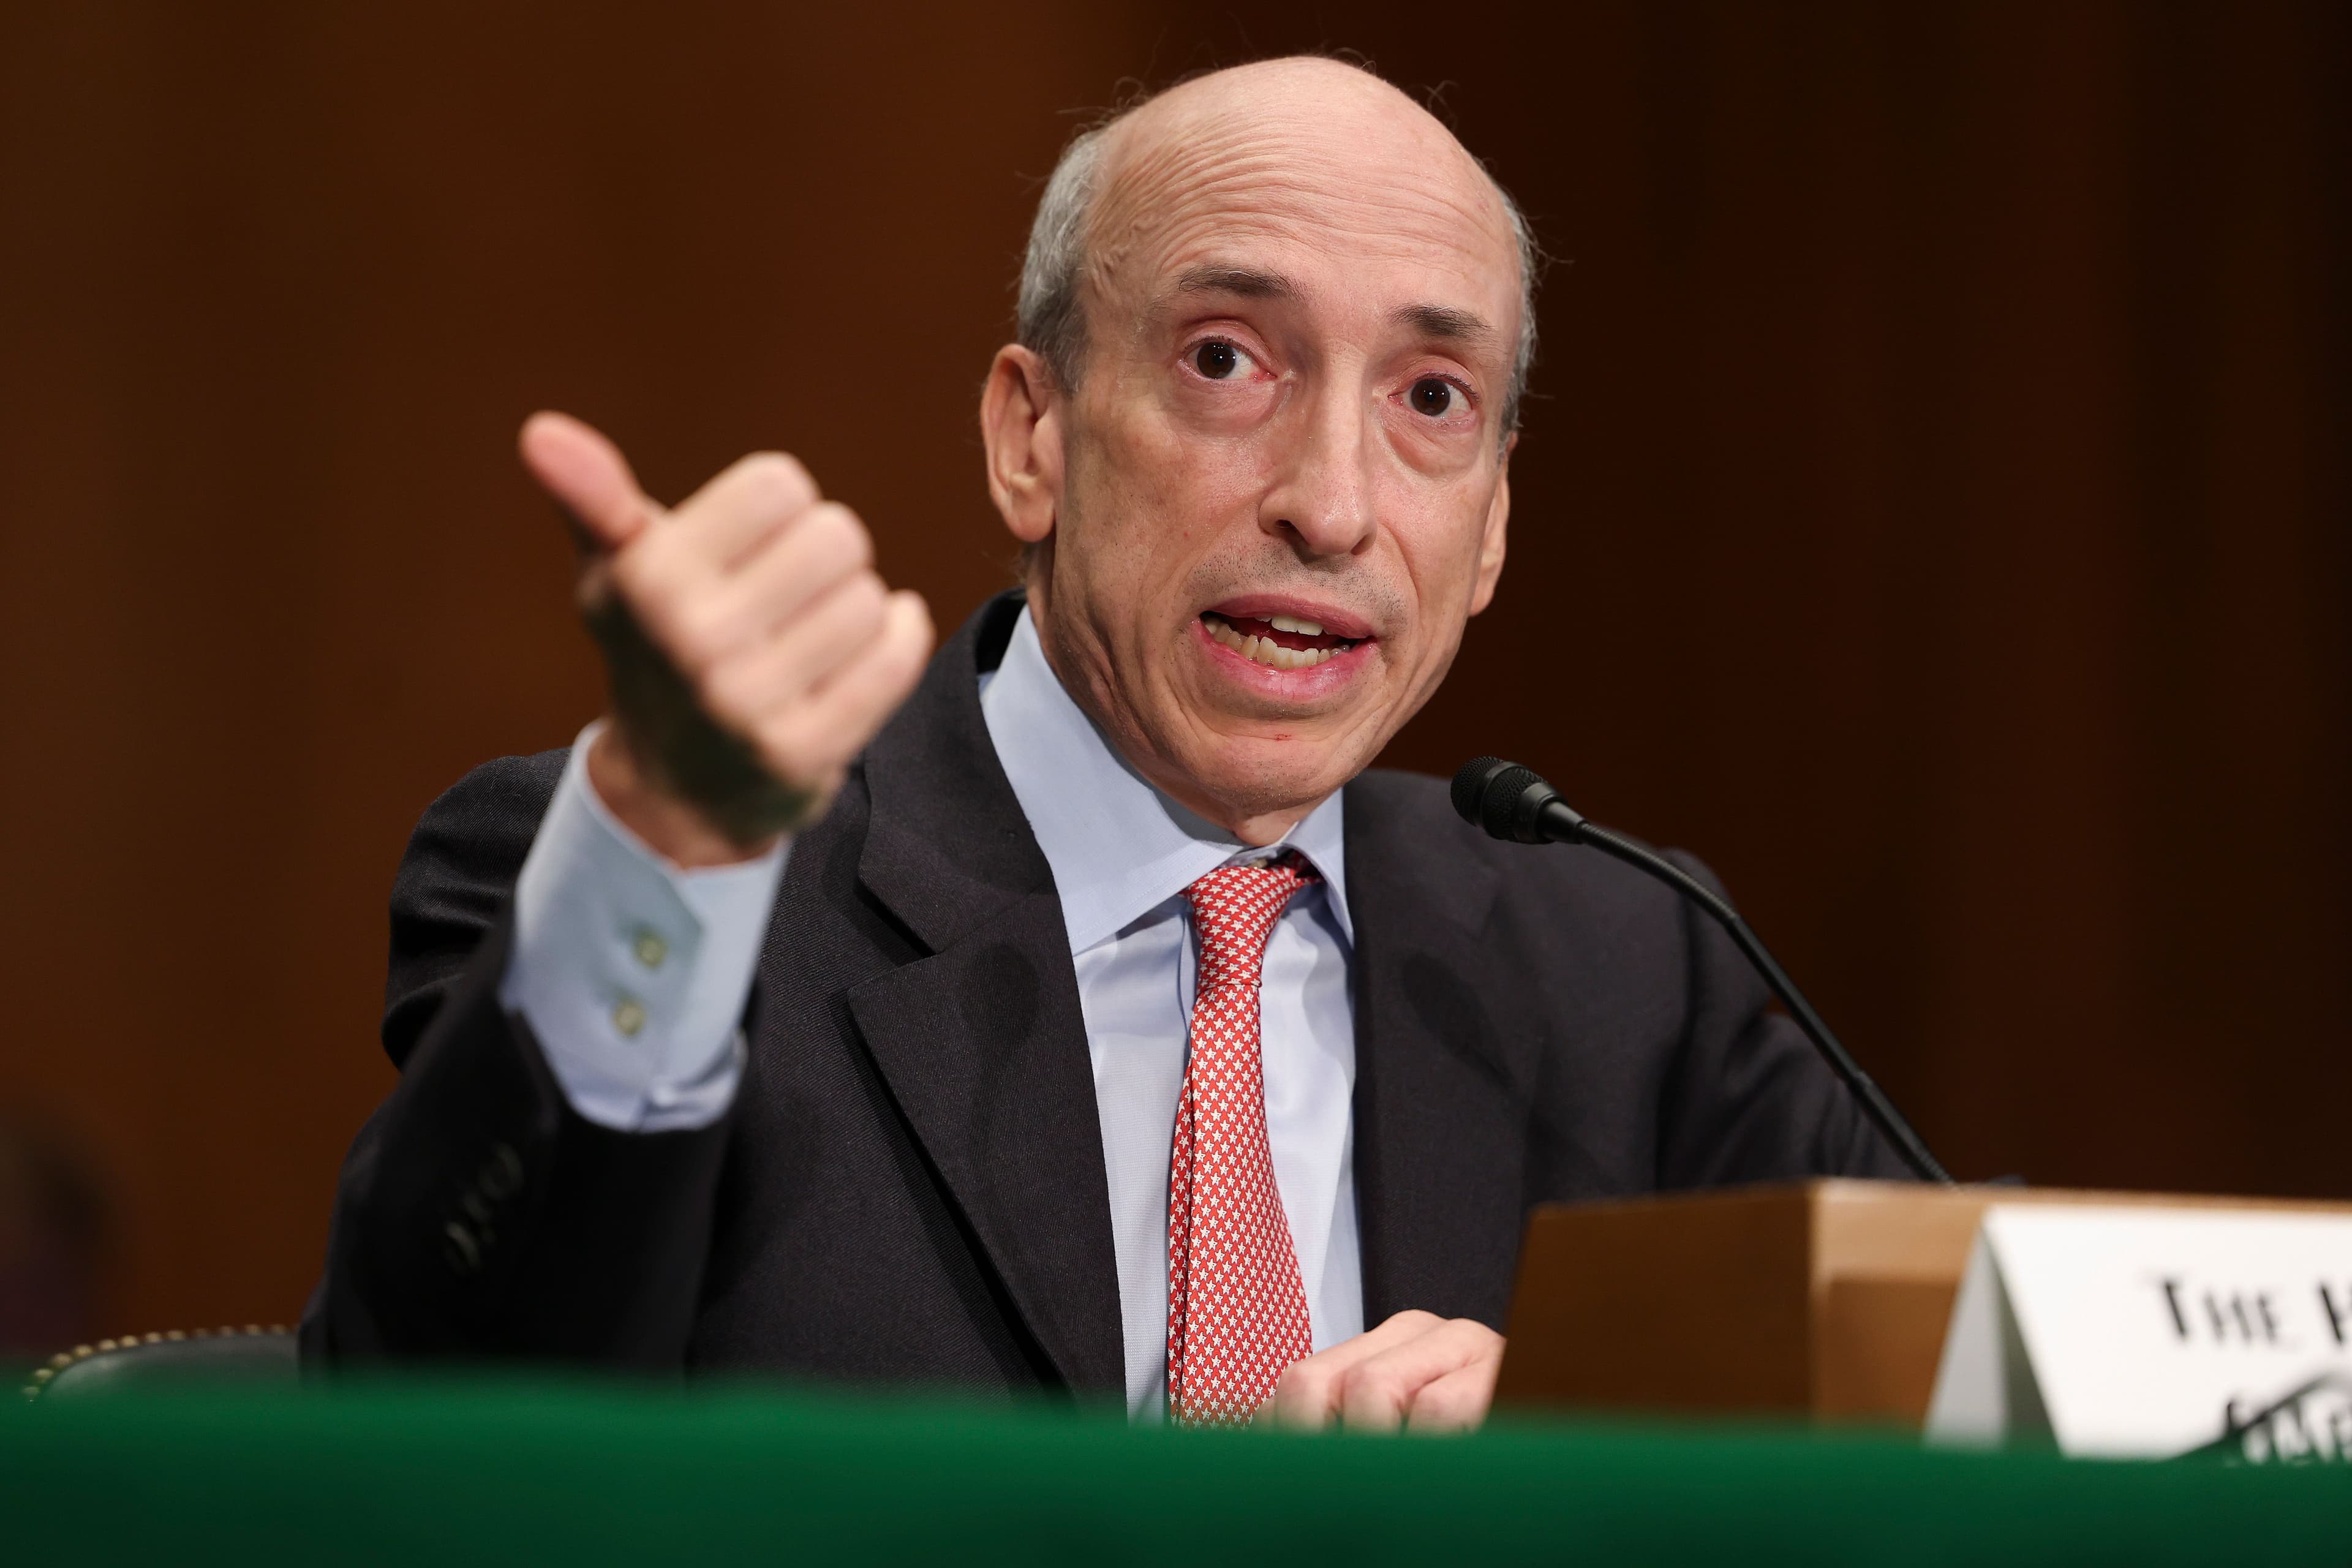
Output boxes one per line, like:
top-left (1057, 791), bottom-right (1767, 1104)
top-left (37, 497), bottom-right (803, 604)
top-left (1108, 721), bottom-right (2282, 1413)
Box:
top-left (1200, 611), bottom-right (1366, 671)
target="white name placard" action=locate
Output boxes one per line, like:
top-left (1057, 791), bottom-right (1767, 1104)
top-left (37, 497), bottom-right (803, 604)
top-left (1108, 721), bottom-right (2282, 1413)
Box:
top-left (1925, 1205), bottom-right (2352, 1461)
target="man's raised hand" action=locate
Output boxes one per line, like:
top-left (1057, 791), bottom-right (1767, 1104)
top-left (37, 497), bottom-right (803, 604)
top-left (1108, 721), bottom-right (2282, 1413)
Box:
top-left (519, 411), bottom-right (934, 867)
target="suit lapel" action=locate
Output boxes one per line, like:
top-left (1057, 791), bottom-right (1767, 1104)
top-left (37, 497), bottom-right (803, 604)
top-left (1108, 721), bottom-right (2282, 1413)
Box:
top-left (1344, 782), bottom-right (1531, 1329)
top-left (840, 594), bottom-right (1124, 1395)
top-left (833, 597), bottom-right (1529, 1378)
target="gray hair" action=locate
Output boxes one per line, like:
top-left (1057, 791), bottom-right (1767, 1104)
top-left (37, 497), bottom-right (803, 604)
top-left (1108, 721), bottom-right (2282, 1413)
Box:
top-left (1015, 85), bottom-right (1541, 437)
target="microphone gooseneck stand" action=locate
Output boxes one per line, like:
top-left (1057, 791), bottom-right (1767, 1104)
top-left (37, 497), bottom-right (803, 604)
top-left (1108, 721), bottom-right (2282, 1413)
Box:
top-left (1453, 756), bottom-right (1954, 1186)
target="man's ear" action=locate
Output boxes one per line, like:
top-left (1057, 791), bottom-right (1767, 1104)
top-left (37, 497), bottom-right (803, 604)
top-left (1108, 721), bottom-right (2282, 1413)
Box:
top-left (981, 344), bottom-right (1064, 546)
top-left (1467, 432), bottom-right (1514, 616)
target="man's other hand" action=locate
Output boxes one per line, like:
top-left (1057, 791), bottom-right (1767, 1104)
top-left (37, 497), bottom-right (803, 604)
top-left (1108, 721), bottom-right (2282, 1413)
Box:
top-left (1269, 1310), bottom-right (1505, 1434)
top-left (519, 411), bottom-right (935, 867)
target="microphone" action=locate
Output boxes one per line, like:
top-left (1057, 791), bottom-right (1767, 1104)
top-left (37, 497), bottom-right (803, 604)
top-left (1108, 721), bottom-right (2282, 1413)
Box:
top-left (1452, 757), bottom-right (1954, 1185)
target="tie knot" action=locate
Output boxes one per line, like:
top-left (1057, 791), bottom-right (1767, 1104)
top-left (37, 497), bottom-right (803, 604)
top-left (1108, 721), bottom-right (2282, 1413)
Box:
top-left (1184, 853), bottom-right (1318, 978)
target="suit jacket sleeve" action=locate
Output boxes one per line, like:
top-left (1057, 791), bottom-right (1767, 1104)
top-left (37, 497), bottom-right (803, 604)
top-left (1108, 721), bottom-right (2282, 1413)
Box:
top-left (1652, 849), bottom-right (1918, 1187)
top-left (302, 751), bottom-right (734, 1369)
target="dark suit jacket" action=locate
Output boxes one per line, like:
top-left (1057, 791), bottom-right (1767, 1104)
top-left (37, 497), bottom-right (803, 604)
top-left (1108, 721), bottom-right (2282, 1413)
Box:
top-left (305, 592), bottom-right (1905, 1394)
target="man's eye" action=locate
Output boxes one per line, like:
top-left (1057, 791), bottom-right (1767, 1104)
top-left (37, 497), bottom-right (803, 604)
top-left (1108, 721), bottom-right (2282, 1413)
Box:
top-left (1192, 340), bottom-right (1250, 380)
top-left (1409, 377), bottom-right (1458, 417)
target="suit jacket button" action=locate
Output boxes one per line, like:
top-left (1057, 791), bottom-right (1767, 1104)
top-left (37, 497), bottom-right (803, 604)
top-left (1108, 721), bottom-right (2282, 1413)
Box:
top-left (480, 1142), bottom-right (524, 1200)
top-left (443, 1220), bottom-right (483, 1276)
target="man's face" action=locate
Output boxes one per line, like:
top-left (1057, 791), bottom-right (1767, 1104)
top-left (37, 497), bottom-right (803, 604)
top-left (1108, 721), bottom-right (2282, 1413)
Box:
top-left (990, 62), bottom-right (1520, 840)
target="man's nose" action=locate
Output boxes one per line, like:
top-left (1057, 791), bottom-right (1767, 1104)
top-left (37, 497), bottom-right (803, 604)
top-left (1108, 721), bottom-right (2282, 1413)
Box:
top-left (1259, 386), bottom-right (1378, 559)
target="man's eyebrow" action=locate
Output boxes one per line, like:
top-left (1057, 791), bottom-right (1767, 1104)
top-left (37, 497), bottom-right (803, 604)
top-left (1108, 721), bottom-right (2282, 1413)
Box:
top-left (1168, 269), bottom-right (1499, 350)
top-left (1174, 265), bottom-right (1296, 300)
top-left (1393, 301), bottom-right (1499, 347)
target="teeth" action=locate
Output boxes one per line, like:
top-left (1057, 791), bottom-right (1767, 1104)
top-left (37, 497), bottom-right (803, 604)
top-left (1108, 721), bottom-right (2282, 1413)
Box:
top-left (1267, 614), bottom-right (1324, 636)
top-left (1205, 615), bottom-right (1343, 670)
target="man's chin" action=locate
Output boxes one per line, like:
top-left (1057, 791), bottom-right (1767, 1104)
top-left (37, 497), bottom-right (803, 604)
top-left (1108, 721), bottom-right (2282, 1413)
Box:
top-left (1164, 729), bottom-right (1369, 834)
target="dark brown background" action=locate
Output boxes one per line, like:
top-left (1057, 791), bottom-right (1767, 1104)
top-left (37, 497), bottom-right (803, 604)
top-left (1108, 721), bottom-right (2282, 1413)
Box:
top-left (3, 1), bottom-right (2344, 1339)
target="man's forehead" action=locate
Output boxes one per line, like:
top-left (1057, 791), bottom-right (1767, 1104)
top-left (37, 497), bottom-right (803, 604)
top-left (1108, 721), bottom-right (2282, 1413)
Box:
top-left (1093, 72), bottom-right (1518, 330)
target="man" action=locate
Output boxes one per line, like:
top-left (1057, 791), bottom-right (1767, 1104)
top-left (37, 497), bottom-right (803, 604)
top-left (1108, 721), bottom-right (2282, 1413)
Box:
top-left (307, 56), bottom-right (1905, 1430)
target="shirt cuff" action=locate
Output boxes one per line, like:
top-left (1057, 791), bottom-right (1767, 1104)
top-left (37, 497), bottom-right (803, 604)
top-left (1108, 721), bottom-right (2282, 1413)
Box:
top-left (497, 720), bottom-right (788, 1131)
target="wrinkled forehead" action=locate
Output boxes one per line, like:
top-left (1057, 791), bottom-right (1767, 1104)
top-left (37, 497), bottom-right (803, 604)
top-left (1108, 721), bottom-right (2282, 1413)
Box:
top-left (1087, 75), bottom-right (1521, 342)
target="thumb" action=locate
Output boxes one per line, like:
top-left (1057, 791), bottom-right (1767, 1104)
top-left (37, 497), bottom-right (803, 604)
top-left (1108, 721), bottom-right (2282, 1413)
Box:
top-left (519, 410), bottom-right (657, 550)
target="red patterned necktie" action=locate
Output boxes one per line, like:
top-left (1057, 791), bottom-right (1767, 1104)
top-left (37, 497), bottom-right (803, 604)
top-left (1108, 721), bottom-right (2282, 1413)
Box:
top-left (1166, 853), bottom-right (1317, 1427)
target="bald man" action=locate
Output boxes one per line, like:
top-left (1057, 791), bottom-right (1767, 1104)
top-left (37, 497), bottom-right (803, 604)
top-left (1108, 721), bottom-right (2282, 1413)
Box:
top-left (307, 58), bottom-right (1906, 1430)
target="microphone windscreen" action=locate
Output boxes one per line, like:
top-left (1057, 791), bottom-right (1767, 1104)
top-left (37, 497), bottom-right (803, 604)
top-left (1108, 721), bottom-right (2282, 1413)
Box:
top-left (1452, 756), bottom-right (1507, 826)
top-left (1452, 756), bottom-right (1544, 841)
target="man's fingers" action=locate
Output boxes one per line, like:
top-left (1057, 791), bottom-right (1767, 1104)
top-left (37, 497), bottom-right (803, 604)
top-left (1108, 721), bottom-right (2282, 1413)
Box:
top-left (519, 411), bottom-right (656, 549)
top-left (806, 590), bottom-right (934, 728)
top-left (1334, 1318), bottom-right (1498, 1434)
top-left (1268, 1313), bottom-right (1505, 1434)
top-left (666, 502), bottom-right (874, 666)
top-left (699, 570), bottom-right (891, 724)
top-left (749, 591), bottom-right (933, 776)
top-left (1270, 1310), bottom-right (1445, 1430)
top-left (1403, 1358), bottom-right (1501, 1434)
top-left (669, 450), bottom-right (824, 571)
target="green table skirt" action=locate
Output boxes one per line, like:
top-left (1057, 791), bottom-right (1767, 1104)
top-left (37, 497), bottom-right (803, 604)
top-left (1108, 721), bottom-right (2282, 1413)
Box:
top-left (7, 1378), bottom-right (2347, 1564)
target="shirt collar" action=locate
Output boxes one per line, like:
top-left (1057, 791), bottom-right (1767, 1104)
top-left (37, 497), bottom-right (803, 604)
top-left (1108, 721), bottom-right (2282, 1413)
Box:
top-left (979, 605), bottom-right (1351, 956)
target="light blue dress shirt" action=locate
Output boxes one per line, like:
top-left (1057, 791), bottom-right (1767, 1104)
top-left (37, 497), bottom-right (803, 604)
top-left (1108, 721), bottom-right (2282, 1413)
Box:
top-left (499, 607), bottom-right (1365, 1417)
top-left (497, 718), bottom-right (786, 1132)
top-left (978, 608), bottom-right (1363, 1417)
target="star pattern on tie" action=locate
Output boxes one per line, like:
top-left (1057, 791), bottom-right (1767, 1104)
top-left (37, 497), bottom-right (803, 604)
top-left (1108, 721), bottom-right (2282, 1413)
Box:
top-left (1166, 853), bottom-right (1317, 1428)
